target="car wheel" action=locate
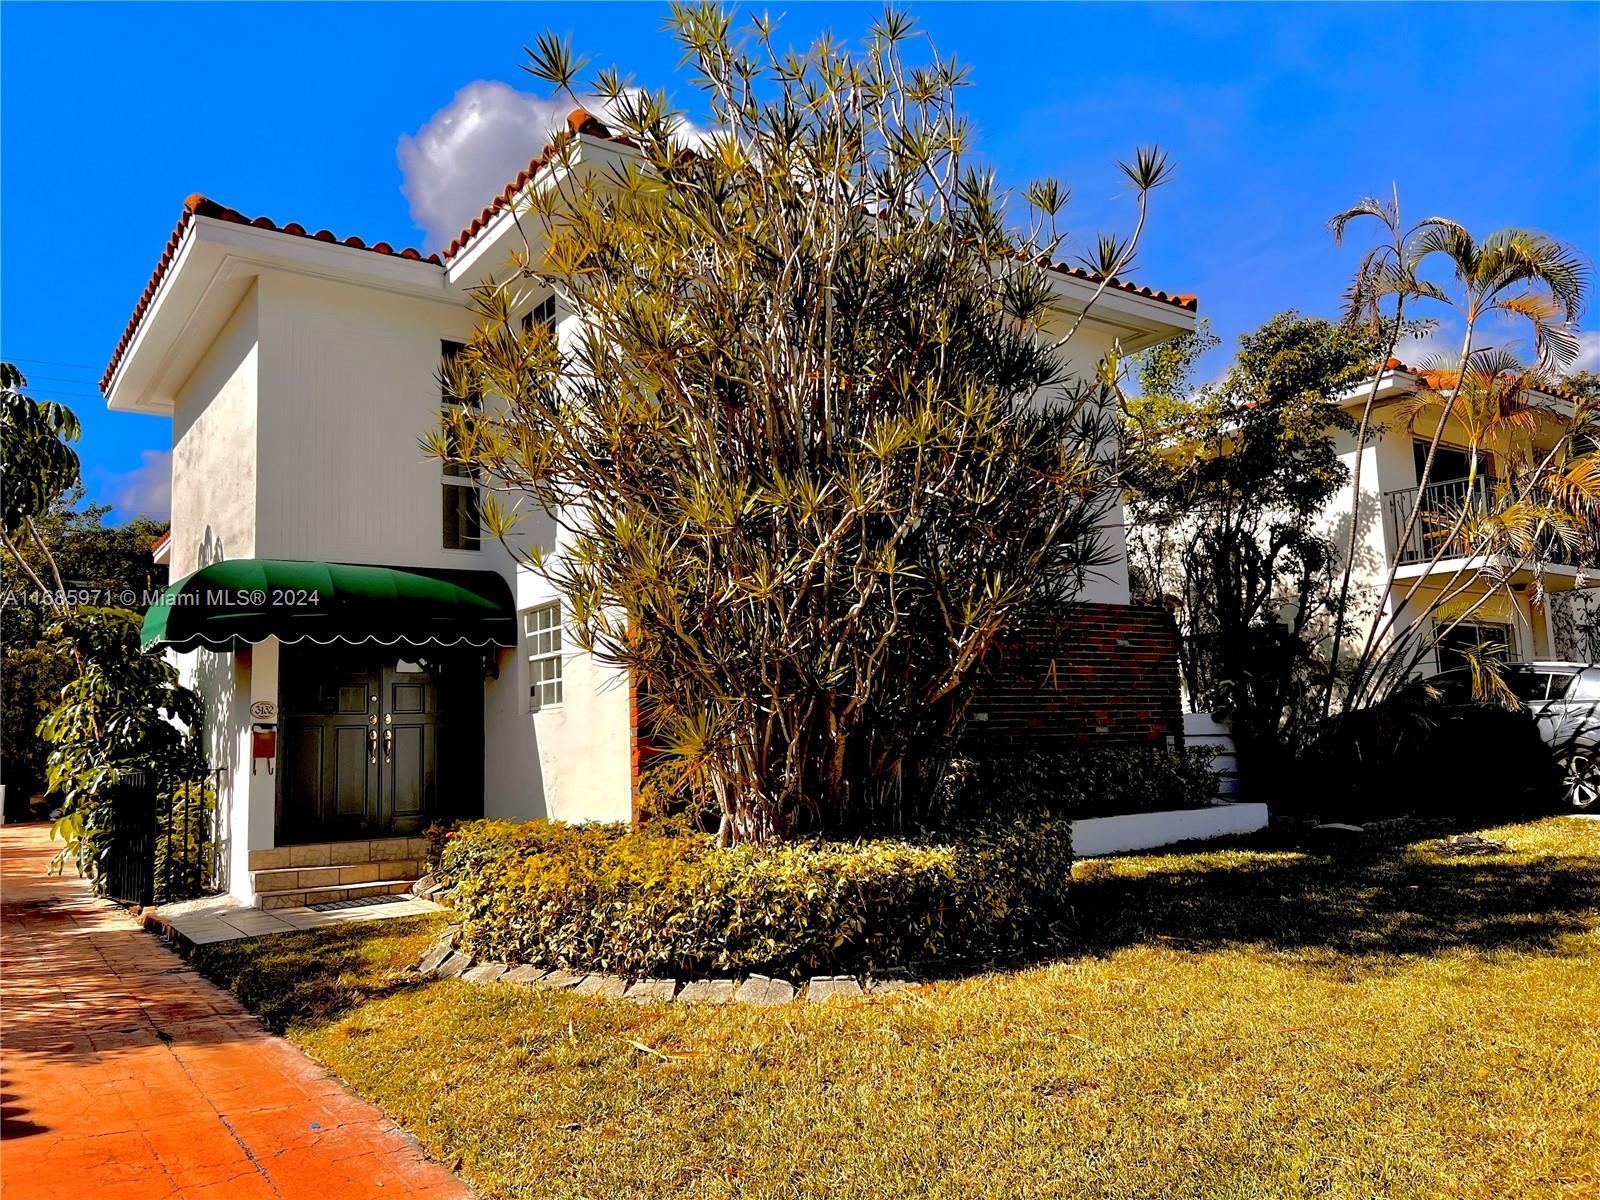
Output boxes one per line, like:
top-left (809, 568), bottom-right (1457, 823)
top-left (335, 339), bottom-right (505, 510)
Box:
top-left (1563, 746), bottom-right (1600, 810)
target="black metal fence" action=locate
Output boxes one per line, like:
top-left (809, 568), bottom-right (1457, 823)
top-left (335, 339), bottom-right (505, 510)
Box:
top-left (100, 767), bottom-right (224, 907)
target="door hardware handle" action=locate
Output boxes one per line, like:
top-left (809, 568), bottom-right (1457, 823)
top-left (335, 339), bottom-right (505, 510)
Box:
top-left (384, 728), bottom-right (393, 764)
top-left (368, 728), bottom-right (378, 764)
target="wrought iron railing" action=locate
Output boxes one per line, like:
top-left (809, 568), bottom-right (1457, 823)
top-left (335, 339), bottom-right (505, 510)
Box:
top-left (1383, 474), bottom-right (1596, 569)
top-left (1384, 475), bottom-right (1495, 566)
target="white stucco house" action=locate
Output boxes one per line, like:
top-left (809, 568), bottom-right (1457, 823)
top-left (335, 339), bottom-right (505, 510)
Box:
top-left (104, 108), bottom-right (1201, 907)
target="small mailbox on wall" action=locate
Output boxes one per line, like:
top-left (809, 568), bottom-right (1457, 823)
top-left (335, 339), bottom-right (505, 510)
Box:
top-left (251, 700), bottom-right (277, 774)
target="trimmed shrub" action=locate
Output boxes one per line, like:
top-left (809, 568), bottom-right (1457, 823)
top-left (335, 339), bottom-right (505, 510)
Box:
top-left (938, 744), bottom-right (1219, 822)
top-left (432, 815), bottom-right (1074, 979)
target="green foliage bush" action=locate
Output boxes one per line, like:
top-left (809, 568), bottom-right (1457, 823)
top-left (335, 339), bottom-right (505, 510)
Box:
top-left (433, 814), bottom-right (1075, 979)
top-left (939, 745), bottom-right (1219, 822)
top-left (1294, 688), bottom-right (1561, 822)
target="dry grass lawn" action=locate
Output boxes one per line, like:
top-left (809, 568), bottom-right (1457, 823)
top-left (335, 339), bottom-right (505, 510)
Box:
top-left (194, 816), bottom-right (1600, 1200)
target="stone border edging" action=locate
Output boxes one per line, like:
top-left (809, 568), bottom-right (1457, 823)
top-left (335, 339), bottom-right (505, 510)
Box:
top-left (415, 928), bottom-right (919, 1006)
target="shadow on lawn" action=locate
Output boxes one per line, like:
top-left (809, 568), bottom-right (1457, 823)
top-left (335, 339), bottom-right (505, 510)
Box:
top-left (191, 830), bottom-right (1600, 1026)
top-left (192, 915), bottom-right (444, 1035)
top-left (1066, 829), bottom-right (1600, 962)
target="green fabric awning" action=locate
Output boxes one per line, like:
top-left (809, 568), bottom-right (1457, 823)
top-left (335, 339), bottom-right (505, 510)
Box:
top-left (141, 559), bottom-right (516, 652)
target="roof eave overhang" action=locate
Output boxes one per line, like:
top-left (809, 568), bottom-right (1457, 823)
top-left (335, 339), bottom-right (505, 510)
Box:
top-left (1044, 272), bottom-right (1197, 354)
top-left (105, 217), bottom-right (450, 415)
top-left (1334, 368), bottom-right (1577, 422)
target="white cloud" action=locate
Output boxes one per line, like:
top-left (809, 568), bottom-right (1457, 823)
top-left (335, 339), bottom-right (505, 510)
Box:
top-left (1392, 326), bottom-right (1458, 368)
top-left (107, 449), bottom-right (171, 520)
top-left (1573, 329), bottom-right (1600, 374)
top-left (397, 82), bottom-right (711, 250)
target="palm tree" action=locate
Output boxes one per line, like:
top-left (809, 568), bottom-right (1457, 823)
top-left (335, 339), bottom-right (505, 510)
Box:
top-left (1321, 188), bottom-right (1441, 714)
top-left (1338, 220), bottom-right (1588, 708)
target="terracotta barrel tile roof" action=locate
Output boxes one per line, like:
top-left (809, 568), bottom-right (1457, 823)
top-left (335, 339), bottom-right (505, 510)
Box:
top-left (100, 196), bottom-right (440, 393)
top-left (1038, 259), bottom-right (1197, 312)
top-left (105, 104), bottom-right (1198, 393)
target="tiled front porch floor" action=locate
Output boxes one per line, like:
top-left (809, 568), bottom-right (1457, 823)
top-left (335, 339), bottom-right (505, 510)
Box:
top-left (0, 822), bottom-right (467, 1200)
top-left (152, 892), bottom-right (443, 946)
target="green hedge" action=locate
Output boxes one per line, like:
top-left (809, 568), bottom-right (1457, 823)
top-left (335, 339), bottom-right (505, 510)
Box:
top-left (938, 745), bottom-right (1218, 822)
top-left (432, 815), bottom-right (1074, 979)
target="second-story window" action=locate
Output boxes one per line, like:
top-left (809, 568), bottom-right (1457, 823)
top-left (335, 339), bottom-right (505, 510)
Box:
top-left (523, 294), bottom-right (557, 335)
top-left (441, 340), bottom-right (480, 552)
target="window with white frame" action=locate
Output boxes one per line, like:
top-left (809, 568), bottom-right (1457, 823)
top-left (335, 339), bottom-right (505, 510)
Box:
top-left (525, 602), bottom-right (563, 709)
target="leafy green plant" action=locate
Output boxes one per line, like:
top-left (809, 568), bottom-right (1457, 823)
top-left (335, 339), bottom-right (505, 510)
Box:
top-left (1295, 684), bottom-right (1561, 821)
top-left (153, 776), bottom-right (217, 903)
top-left (2, 483), bottom-right (167, 814)
top-left (431, 814), bottom-right (1074, 978)
top-left (1, 361), bottom-right (81, 593)
top-left (437, 7), bottom-right (1175, 842)
top-left (37, 606), bottom-right (205, 887)
top-left (1124, 313), bottom-right (1379, 785)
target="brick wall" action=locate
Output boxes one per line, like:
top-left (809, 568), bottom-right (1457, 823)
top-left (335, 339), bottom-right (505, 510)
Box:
top-left (628, 602), bottom-right (1185, 821)
top-left (967, 603), bottom-right (1184, 748)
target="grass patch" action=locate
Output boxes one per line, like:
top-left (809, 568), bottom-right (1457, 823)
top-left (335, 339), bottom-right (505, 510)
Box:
top-left (194, 816), bottom-right (1600, 1200)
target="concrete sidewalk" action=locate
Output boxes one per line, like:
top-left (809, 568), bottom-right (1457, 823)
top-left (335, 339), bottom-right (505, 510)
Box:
top-left (0, 823), bottom-right (469, 1199)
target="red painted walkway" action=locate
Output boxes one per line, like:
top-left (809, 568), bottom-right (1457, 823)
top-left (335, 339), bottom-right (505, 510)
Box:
top-left (0, 823), bottom-right (468, 1199)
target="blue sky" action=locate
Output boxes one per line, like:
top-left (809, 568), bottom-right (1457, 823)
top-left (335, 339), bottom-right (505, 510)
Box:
top-left (3, 2), bottom-right (1598, 522)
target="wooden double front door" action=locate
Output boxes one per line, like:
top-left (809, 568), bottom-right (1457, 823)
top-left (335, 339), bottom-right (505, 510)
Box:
top-left (278, 647), bottom-right (482, 843)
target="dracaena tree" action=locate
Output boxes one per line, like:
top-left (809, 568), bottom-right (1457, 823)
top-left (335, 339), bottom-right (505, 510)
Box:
top-left (435, 5), bottom-right (1173, 843)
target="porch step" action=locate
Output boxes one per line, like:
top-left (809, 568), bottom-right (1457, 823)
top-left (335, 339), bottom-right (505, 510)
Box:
top-left (247, 836), bottom-right (430, 873)
top-left (253, 878), bottom-right (418, 912)
top-left (251, 859), bottom-right (425, 894)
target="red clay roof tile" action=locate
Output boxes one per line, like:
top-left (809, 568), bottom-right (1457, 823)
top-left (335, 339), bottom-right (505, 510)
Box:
top-left (100, 196), bottom-right (441, 393)
top-left (440, 107), bottom-right (639, 261)
top-left (1381, 356), bottom-right (1582, 403)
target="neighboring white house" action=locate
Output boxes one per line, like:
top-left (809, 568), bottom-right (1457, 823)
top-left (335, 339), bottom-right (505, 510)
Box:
top-left (103, 108), bottom-right (1199, 907)
top-left (1318, 357), bottom-right (1598, 677)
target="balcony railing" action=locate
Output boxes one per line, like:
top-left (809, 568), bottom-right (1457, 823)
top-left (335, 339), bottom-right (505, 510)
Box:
top-left (1384, 475), bottom-right (1494, 566)
top-left (1383, 474), bottom-right (1593, 568)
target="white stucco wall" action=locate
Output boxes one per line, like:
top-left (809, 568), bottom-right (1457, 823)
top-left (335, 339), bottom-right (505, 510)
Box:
top-left (246, 273), bottom-right (631, 827)
top-left (170, 288), bottom-right (259, 576)
top-left (252, 272), bottom-right (501, 572)
top-left (505, 565), bottom-right (635, 825)
top-left (172, 645), bottom-right (256, 903)
top-left (1041, 321), bottom-right (1133, 606)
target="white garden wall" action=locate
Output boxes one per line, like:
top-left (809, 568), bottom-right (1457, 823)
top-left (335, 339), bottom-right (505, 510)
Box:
top-left (1071, 802), bottom-right (1269, 857)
